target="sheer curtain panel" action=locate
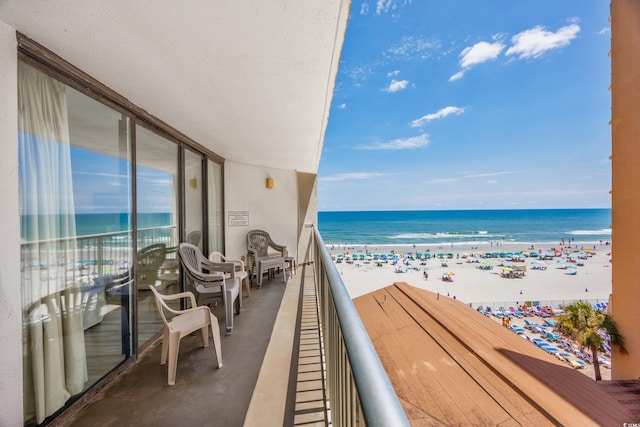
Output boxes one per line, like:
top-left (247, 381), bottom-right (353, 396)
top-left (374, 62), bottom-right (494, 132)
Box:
top-left (19, 62), bottom-right (87, 424)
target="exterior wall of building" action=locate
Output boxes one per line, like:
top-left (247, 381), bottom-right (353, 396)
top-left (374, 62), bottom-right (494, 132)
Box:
top-left (611, 0), bottom-right (640, 380)
top-left (224, 161), bottom-right (301, 265)
top-left (296, 171), bottom-right (318, 265)
top-left (0, 22), bottom-right (24, 426)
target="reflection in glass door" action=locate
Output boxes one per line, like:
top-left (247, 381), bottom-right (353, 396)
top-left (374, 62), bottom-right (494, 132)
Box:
top-left (135, 125), bottom-right (180, 348)
top-left (207, 159), bottom-right (224, 254)
top-left (19, 62), bottom-right (133, 424)
top-left (184, 149), bottom-right (203, 252)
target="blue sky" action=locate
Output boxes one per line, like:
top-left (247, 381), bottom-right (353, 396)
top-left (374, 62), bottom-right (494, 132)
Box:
top-left (319, 1), bottom-right (612, 212)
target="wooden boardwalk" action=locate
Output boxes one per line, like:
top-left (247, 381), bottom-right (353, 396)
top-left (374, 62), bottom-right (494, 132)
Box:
top-left (354, 282), bottom-right (634, 426)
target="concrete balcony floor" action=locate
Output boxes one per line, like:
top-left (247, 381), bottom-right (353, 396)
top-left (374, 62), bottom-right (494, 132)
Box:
top-left (60, 264), bottom-right (326, 427)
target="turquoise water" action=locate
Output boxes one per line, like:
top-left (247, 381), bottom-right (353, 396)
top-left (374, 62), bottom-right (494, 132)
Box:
top-left (75, 212), bottom-right (173, 236)
top-left (21, 212), bottom-right (173, 240)
top-left (318, 209), bottom-right (611, 247)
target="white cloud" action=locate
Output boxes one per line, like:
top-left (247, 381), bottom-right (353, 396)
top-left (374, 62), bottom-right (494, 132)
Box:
top-left (459, 40), bottom-right (505, 68)
top-left (448, 70), bottom-right (465, 82)
top-left (361, 0), bottom-right (413, 16)
top-left (357, 133), bottom-right (430, 150)
top-left (463, 171), bottom-right (513, 179)
top-left (411, 106), bottom-right (464, 127)
top-left (387, 70), bottom-right (400, 77)
top-left (320, 172), bottom-right (385, 182)
top-left (424, 171), bottom-right (514, 185)
top-left (385, 36), bottom-right (441, 61)
top-left (384, 79), bottom-right (409, 93)
top-left (598, 26), bottom-right (610, 36)
top-left (424, 177), bottom-right (460, 184)
top-left (337, 103), bottom-right (347, 109)
top-left (449, 38), bottom-right (504, 81)
top-left (74, 171), bottom-right (129, 179)
top-left (505, 24), bottom-right (580, 59)
top-left (376, 0), bottom-right (395, 15)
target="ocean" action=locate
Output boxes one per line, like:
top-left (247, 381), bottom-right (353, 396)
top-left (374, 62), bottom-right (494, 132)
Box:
top-left (318, 209), bottom-right (611, 248)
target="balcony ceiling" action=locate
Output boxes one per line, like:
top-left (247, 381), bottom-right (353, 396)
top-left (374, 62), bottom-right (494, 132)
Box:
top-left (0, 1), bottom-right (350, 173)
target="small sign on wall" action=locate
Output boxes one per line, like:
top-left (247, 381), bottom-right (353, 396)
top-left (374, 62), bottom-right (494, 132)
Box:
top-left (228, 211), bottom-right (249, 226)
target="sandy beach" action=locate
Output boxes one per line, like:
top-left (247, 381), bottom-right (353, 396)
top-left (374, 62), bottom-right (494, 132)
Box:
top-left (329, 242), bottom-right (613, 380)
top-left (329, 242), bottom-right (612, 305)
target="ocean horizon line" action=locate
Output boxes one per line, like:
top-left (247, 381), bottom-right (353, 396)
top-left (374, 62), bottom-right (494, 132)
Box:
top-left (319, 207), bottom-right (611, 213)
top-left (324, 240), bottom-right (611, 250)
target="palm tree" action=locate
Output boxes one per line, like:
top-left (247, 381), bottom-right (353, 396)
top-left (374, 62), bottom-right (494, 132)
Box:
top-left (555, 301), bottom-right (626, 381)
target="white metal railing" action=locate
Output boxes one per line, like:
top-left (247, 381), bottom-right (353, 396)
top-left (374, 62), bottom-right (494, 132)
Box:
top-left (20, 225), bottom-right (177, 290)
top-left (312, 227), bottom-right (410, 427)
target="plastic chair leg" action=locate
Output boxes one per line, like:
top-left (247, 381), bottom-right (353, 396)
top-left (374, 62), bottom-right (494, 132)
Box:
top-left (256, 264), bottom-right (263, 288)
top-left (200, 325), bottom-right (209, 348)
top-left (167, 333), bottom-right (180, 386)
top-left (281, 260), bottom-right (287, 283)
top-left (224, 290), bottom-right (234, 335)
top-left (160, 327), bottom-right (170, 365)
top-left (210, 314), bottom-right (223, 368)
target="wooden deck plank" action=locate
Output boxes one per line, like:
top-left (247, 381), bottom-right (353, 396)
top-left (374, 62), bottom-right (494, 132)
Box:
top-left (354, 282), bottom-right (632, 427)
top-left (385, 286), bottom-right (548, 426)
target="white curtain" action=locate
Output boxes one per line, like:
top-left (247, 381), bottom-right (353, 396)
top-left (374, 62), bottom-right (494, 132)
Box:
top-left (19, 62), bottom-right (88, 424)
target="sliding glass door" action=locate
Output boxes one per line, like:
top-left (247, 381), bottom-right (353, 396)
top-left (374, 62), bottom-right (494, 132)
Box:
top-left (135, 125), bottom-right (180, 348)
top-left (184, 148), bottom-right (203, 252)
top-left (19, 58), bottom-right (224, 426)
top-left (207, 159), bottom-right (224, 254)
top-left (19, 62), bottom-right (133, 424)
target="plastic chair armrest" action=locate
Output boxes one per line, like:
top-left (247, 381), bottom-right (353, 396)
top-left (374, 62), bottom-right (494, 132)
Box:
top-left (158, 290), bottom-right (198, 308)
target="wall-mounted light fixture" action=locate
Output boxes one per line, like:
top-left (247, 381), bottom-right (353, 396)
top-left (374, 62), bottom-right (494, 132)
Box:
top-left (266, 177), bottom-right (274, 189)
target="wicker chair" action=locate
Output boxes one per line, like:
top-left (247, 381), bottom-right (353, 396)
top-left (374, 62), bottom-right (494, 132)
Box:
top-left (246, 230), bottom-right (288, 288)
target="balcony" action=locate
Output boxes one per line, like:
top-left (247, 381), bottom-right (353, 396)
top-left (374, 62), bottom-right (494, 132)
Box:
top-left (29, 226), bottom-right (640, 426)
top-left (55, 228), bottom-right (408, 426)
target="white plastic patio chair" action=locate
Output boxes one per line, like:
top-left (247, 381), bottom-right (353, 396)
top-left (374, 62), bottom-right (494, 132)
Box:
top-left (179, 243), bottom-right (240, 335)
top-left (148, 285), bottom-right (222, 386)
top-left (209, 251), bottom-right (250, 306)
top-left (246, 229), bottom-right (288, 288)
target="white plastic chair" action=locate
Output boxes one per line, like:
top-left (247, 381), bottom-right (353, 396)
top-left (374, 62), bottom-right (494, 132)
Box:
top-left (246, 229), bottom-right (288, 288)
top-left (209, 251), bottom-right (250, 306)
top-left (179, 243), bottom-right (240, 335)
top-left (148, 285), bottom-right (222, 386)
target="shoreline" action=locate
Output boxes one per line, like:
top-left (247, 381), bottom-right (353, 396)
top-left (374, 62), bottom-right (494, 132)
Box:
top-left (326, 240), bottom-right (611, 251)
top-left (328, 242), bottom-right (612, 305)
